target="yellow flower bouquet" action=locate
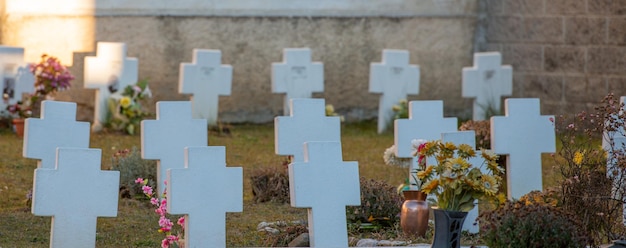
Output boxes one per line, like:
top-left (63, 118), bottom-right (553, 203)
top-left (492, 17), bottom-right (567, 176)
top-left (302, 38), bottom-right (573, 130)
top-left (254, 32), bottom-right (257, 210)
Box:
top-left (418, 140), bottom-right (504, 211)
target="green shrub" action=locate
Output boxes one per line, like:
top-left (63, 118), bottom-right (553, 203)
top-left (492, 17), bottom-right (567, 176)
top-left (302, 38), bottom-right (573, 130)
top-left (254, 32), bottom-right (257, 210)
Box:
top-left (346, 177), bottom-right (402, 227)
top-left (109, 147), bottom-right (157, 199)
top-left (479, 191), bottom-right (587, 248)
top-left (250, 167), bottom-right (290, 204)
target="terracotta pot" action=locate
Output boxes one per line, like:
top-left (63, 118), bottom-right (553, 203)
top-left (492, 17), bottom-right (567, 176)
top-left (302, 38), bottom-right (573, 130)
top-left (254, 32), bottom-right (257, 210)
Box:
top-left (432, 208), bottom-right (468, 248)
top-left (12, 118), bottom-right (25, 138)
top-left (400, 190), bottom-right (429, 237)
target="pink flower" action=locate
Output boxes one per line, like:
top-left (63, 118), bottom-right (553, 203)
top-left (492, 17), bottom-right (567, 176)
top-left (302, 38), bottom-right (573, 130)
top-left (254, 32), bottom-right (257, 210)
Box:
top-left (150, 197), bottom-right (159, 205)
top-left (135, 178), bottom-right (144, 184)
top-left (177, 217), bottom-right (185, 228)
top-left (142, 185), bottom-right (153, 195)
top-left (161, 238), bottom-right (170, 248)
top-left (159, 216), bottom-right (173, 229)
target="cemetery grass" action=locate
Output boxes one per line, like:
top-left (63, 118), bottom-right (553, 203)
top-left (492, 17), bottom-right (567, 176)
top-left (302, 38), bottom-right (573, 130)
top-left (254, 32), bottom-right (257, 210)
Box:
top-left (0, 121), bottom-right (562, 247)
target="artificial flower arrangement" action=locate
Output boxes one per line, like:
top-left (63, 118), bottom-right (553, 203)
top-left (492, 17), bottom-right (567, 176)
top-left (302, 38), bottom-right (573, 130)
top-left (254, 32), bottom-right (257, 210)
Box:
top-left (107, 79), bottom-right (152, 135)
top-left (29, 54), bottom-right (74, 98)
top-left (396, 139), bottom-right (433, 192)
top-left (5, 99), bottom-right (32, 119)
top-left (417, 140), bottom-right (505, 211)
top-left (136, 178), bottom-right (184, 248)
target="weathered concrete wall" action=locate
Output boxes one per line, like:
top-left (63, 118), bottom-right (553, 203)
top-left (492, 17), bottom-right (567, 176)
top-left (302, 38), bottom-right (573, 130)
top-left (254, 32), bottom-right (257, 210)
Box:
top-left (3, 0), bottom-right (479, 123)
top-left (480, 0), bottom-right (626, 115)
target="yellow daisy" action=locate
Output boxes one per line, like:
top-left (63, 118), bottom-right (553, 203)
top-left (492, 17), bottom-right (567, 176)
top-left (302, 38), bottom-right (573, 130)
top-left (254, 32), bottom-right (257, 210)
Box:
top-left (573, 151), bottom-right (584, 165)
top-left (481, 175), bottom-right (499, 196)
top-left (422, 179), bottom-right (439, 194)
top-left (120, 96), bottom-right (132, 108)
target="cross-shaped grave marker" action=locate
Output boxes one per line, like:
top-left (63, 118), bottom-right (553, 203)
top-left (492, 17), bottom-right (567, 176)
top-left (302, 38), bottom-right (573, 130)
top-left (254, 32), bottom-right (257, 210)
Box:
top-left (272, 48), bottom-right (324, 115)
top-left (602, 96), bottom-right (626, 225)
top-left (179, 49), bottom-right (232, 126)
top-left (462, 52), bottom-right (512, 121)
top-left (437, 131), bottom-right (487, 234)
top-left (84, 42), bottom-right (138, 131)
top-left (167, 146), bottom-right (242, 248)
top-left (23, 100), bottom-right (90, 169)
top-left (395, 100), bottom-right (457, 186)
top-left (491, 98), bottom-right (555, 199)
top-left (32, 148), bottom-right (119, 248)
top-left (289, 141), bottom-right (360, 247)
top-left (370, 49), bottom-right (420, 133)
top-left (275, 98), bottom-right (341, 162)
top-left (141, 101), bottom-right (207, 194)
top-left (0, 46), bottom-right (33, 112)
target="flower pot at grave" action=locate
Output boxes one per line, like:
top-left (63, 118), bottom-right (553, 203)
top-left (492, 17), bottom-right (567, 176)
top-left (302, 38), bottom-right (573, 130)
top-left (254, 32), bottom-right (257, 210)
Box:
top-left (12, 118), bottom-right (25, 138)
top-left (431, 208), bottom-right (468, 248)
top-left (400, 190), bottom-right (429, 237)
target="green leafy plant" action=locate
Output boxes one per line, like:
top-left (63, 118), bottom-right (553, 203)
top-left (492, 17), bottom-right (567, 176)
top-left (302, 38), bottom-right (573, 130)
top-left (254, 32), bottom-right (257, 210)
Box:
top-left (109, 147), bottom-right (157, 199)
top-left (346, 177), bottom-right (402, 229)
top-left (107, 79), bottom-right (152, 135)
top-left (479, 191), bottom-right (588, 248)
top-left (418, 140), bottom-right (504, 211)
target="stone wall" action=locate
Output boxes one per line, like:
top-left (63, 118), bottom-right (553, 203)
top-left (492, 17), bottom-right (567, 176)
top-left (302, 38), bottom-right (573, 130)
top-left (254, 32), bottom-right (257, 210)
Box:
top-left (2, 0), bottom-right (480, 123)
top-left (480, 0), bottom-right (626, 115)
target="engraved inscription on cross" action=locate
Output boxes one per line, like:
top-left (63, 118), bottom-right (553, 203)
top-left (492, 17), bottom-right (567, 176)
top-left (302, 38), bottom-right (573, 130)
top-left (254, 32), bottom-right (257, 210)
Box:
top-left (23, 101), bottom-right (90, 169)
top-left (32, 148), bottom-right (119, 248)
top-left (370, 49), bottom-right (420, 133)
top-left (167, 147), bottom-right (243, 248)
top-left (272, 48), bottom-right (324, 115)
top-left (84, 42), bottom-right (138, 131)
top-left (395, 101), bottom-right (457, 186)
top-left (179, 49), bottom-right (232, 126)
top-left (491, 98), bottom-right (555, 199)
top-left (141, 101), bottom-right (207, 194)
top-left (275, 98), bottom-right (341, 162)
top-left (462, 52), bottom-right (512, 121)
top-left (289, 142), bottom-right (360, 247)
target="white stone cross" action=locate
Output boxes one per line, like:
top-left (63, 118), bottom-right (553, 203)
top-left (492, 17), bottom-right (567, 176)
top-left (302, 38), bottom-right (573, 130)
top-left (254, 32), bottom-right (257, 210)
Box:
top-left (275, 98), bottom-right (341, 162)
top-left (23, 101), bottom-right (90, 169)
top-left (84, 42), bottom-right (138, 131)
top-left (167, 146), bottom-right (243, 248)
top-left (462, 52), bottom-right (512, 121)
top-left (0, 46), bottom-right (31, 113)
top-left (289, 141), bottom-right (360, 247)
top-left (438, 131), bottom-right (486, 234)
top-left (272, 48), bottom-right (324, 115)
top-left (179, 49), bottom-right (232, 126)
top-left (602, 96), bottom-right (626, 225)
top-left (491, 98), bottom-right (555, 199)
top-left (141, 101), bottom-right (207, 194)
top-left (32, 148), bottom-right (119, 248)
top-left (369, 49), bottom-right (420, 133)
top-left (394, 101), bottom-right (457, 186)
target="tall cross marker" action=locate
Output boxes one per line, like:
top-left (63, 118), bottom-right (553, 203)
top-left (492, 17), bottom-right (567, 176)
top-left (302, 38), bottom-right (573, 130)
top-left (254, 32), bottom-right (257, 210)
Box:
top-left (370, 49), bottom-right (420, 133)
top-left (84, 42), bottom-right (138, 131)
top-left (23, 101), bottom-right (90, 169)
top-left (32, 148), bottom-right (119, 248)
top-left (275, 98), bottom-right (340, 162)
top-left (179, 49), bottom-right (232, 126)
top-left (602, 96), bottom-right (626, 225)
top-left (141, 101), bottom-right (207, 194)
top-left (289, 142), bottom-right (360, 247)
top-left (272, 48), bottom-right (323, 115)
top-left (462, 52), bottom-right (512, 121)
top-left (491, 98), bottom-right (555, 199)
top-left (167, 147), bottom-right (242, 248)
top-left (395, 101), bottom-right (457, 186)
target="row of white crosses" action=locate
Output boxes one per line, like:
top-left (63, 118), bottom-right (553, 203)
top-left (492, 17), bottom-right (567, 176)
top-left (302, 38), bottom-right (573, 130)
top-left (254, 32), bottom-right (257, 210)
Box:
top-left (0, 45), bottom-right (35, 113)
top-left (394, 98), bottom-right (555, 233)
top-left (24, 98), bottom-right (361, 247)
